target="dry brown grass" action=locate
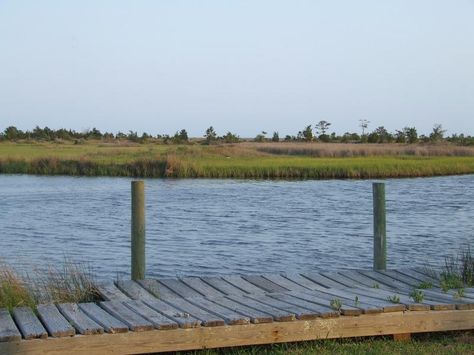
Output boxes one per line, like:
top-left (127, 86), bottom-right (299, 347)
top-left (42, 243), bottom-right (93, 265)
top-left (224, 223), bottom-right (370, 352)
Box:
top-left (252, 142), bottom-right (474, 157)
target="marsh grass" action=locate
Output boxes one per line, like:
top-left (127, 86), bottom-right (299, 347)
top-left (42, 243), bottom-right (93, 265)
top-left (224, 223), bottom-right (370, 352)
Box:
top-left (255, 142), bottom-right (474, 157)
top-left (3, 141), bottom-right (474, 179)
top-left (440, 245), bottom-right (474, 292)
top-left (0, 260), bottom-right (100, 311)
top-left (0, 264), bottom-right (36, 311)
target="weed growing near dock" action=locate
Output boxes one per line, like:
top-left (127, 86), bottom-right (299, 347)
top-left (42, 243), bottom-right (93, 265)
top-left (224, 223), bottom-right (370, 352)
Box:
top-left (0, 260), bottom-right (100, 311)
top-left (0, 264), bottom-right (36, 311)
top-left (410, 289), bottom-right (425, 303)
top-left (440, 245), bottom-right (474, 292)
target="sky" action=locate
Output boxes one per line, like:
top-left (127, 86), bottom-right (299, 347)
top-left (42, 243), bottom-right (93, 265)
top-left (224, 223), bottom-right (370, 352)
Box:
top-left (0, 0), bottom-right (473, 137)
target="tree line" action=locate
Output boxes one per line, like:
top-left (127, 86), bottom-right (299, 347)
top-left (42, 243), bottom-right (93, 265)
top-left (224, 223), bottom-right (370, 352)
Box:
top-left (1, 121), bottom-right (473, 146)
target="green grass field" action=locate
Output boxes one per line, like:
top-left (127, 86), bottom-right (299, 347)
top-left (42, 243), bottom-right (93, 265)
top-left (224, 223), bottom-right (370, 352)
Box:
top-left (2, 141), bottom-right (474, 179)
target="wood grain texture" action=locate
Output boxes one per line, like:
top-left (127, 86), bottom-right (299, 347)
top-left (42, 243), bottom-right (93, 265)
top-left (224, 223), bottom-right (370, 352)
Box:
top-left (57, 303), bottom-right (104, 335)
top-left (37, 304), bottom-right (75, 338)
top-left (123, 300), bottom-right (178, 330)
top-left (0, 309), bottom-right (22, 342)
top-left (12, 307), bottom-right (48, 340)
top-left (2, 310), bottom-right (474, 355)
top-left (78, 303), bottom-right (129, 334)
top-left (99, 301), bottom-right (154, 332)
top-left (96, 282), bottom-right (131, 301)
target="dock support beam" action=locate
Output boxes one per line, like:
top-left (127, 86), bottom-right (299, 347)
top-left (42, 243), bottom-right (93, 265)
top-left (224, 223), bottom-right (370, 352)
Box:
top-left (131, 180), bottom-right (145, 280)
top-left (373, 182), bottom-right (386, 271)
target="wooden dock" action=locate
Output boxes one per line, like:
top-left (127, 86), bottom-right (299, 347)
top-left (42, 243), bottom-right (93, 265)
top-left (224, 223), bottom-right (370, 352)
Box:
top-left (1, 267), bottom-right (473, 355)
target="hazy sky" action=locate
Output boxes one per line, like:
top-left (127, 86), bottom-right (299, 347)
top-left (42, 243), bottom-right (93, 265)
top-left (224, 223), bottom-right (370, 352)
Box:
top-left (1, 1), bottom-right (473, 137)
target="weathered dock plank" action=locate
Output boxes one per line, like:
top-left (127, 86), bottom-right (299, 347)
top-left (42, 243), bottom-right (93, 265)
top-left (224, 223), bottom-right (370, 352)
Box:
top-left (0, 309), bottom-right (22, 342)
top-left (79, 303), bottom-right (129, 334)
top-left (100, 301), bottom-right (154, 332)
top-left (181, 277), bottom-right (227, 298)
top-left (225, 294), bottom-right (296, 322)
top-left (164, 298), bottom-right (225, 327)
top-left (37, 304), bottom-right (75, 338)
top-left (243, 275), bottom-right (289, 293)
top-left (186, 297), bottom-right (250, 325)
top-left (57, 303), bottom-right (104, 335)
top-left (142, 298), bottom-right (202, 328)
top-left (201, 276), bottom-right (248, 296)
top-left (210, 296), bottom-right (274, 324)
top-left (123, 300), bottom-right (178, 330)
top-left (12, 307), bottom-right (48, 340)
top-left (96, 281), bottom-right (131, 301)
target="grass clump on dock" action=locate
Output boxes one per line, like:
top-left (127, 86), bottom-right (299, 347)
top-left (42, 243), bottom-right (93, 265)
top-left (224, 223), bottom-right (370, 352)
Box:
top-left (439, 245), bottom-right (474, 292)
top-left (0, 260), bottom-right (100, 311)
top-left (31, 260), bottom-right (101, 304)
top-left (0, 264), bottom-right (36, 311)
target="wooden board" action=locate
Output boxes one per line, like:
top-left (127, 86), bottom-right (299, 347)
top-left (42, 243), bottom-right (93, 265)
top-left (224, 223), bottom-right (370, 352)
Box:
top-left (163, 298), bottom-right (225, 327)
top-left (3, 310), bottom-right (474, 355)
top-left (286, 290), bottom-right (367, 316)
top-left (158, 279), bottom-right (205, 298)
top-left (186, 297), bottom-right (250, 325)
top-left (242, 275), bottom-right (289, 293)
top-left (99, 301), bottom-right (154, 332)
top-left (116, 280), bottom-right (157, 301)
top-left (123, 300), bottom-right (178, 330)
top-left (0, 309), bottom-right (21, 342)
top-left (57, 303), bottom-right (104, 335)
top-left (180, 277), bottom-right (226, 299)
top-left (37, 304), bottom-right (75, 338)
top-left (263, 274), bottom-right (312, 292)
top-left (79, 303), bottom-right (129, 334)
top-left (244, 294), bottom-right (320, 320)
top-left (301, 272), bottom-right (349, 289)
top-left (96, 282), bottom-right (131, 301)
top-left (268, 293), bottom-right (339, 318)
top-left (138, 279), bottom-right (180, 300)
top-left (201, 276), bottom-right (248, 296)
top-left (12, 307), bottom-right (48, 340)
top-left (225, 295), bottom-right (296, 322)
top-left (222, 276), bottom-right (266, 294)
top-left (142, 298), bottom-right (202, 328)
top-left (210, 297), bottom-right (274, 324)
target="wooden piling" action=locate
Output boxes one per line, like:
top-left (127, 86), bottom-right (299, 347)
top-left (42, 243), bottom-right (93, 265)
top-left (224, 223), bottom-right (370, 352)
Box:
top-left (131, 180), bottom-right (145, 280)
top-left (373, 182), bottom-right (386, 271)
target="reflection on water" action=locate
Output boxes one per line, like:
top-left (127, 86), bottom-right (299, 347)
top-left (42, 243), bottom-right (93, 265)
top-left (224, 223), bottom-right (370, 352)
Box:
top-left (1, 175), bottom-right (473, 279)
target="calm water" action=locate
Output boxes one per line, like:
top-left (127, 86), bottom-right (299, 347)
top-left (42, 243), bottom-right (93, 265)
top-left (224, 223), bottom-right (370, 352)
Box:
top-left (1, 175), bottom-right (473, 279)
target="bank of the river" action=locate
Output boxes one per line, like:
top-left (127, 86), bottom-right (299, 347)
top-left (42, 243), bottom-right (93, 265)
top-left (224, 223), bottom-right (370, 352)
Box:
top-left (2, 141), bottom-right (474, 179)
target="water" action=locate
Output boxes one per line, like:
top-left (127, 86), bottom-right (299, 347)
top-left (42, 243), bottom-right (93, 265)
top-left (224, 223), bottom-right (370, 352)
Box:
top-left (0, 175), bottom-right (473, 279)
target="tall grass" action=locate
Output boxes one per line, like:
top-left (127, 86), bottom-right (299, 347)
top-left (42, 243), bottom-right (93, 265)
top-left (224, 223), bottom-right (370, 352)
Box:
top-left (2, 141), bottom-right (474, 179)
top-left (254, 142), bottom-right (474, 157)
top-left (0, 260), bottom-right (100, 311)
top-left (0, 264), bottom-right (36, 311)
top-left (440, 245), bottom-right (474, 291)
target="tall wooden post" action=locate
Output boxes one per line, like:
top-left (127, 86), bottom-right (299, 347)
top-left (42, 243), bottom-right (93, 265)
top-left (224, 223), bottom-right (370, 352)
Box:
top-left (131, 180), bottom-right (145, 280)
top-left (373, 182), bottom-right (386, 270)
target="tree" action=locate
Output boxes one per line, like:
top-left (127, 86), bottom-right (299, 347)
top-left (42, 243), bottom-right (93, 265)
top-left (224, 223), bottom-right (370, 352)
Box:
top-left (3, 126), bottom-right (23, 140)
top-left (301, 125), bottom-right (313, 142)
top-left (204, 126), bottom-right (217, 144)
top-left (403, 127), bottom-right (418, 144)
top-left (315, 120), bottom-right (331, 136)
top-left (359, 119), bottom-right (370, 136)
top-left (221, 131), bottom-right (240, 143)
top-left (254, 131), bottom-right (266, 143)
top-left (430, 124), bottom-right (446, 142)
top-left (172, 129), bottom-right (188, 143)
top-left (368, 126), bottom-right (393, 143)
top-left (272, 132), bottom-right (279, 142)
